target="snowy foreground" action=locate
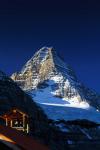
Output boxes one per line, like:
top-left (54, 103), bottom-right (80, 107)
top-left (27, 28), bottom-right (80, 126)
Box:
top-left (30, 84), bottom-right (100, 124)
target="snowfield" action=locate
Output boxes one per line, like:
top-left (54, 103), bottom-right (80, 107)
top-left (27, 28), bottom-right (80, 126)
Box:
top-left (38, 104), bottom-right (100, 123)
top-left (30, 80), bottom-right (100, 124)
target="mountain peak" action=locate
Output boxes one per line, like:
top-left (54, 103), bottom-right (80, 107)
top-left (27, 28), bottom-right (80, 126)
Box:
top-left (32, 46), bottom-right (57, 64)
top-left (11, 47), bottom-right (100, 111)
top-left (11, 46), bottom-right (77, 89)
top-left (38, 46), bottom-right (54, 51)
top-left (34, 46), bottom-right (54, 58)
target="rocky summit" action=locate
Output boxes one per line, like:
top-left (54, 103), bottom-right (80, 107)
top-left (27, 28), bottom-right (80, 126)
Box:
top-left (11, 47), bottom-right (100, 111)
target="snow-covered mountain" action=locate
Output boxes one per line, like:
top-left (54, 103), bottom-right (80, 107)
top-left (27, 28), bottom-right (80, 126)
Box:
top-left (11, 47), bottom-right (100, 123)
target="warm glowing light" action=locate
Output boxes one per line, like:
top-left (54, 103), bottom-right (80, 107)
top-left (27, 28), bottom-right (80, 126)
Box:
top-left (13, 110), bottom-right (16, 113)
top-left (0, 134), bottom-right (15, 144)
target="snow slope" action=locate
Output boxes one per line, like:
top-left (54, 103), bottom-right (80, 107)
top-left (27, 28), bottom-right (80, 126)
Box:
top-left (29, 80), bottom-right (100, 123)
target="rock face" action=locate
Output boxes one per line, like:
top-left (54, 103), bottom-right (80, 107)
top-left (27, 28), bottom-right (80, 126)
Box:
top-left (11, 47), bottom-right (55, 90)
top-left (11, 47), bottom-right (100, 110)
top-left (11, 47), bottom-right (77, 91)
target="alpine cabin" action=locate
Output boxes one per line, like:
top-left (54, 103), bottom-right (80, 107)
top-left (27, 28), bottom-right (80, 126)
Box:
top-left (0, 108), bottom-right (29, 133)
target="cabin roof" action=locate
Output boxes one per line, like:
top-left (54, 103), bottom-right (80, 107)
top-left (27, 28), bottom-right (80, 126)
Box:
top-left (0, 108), bottom-right (29, 119)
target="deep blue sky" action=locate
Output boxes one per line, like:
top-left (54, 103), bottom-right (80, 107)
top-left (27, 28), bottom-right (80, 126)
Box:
top-left (0, 0), bottom-right (100, 92)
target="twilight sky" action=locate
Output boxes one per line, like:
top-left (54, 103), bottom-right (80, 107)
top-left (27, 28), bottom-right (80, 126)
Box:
top-left (0, 0), bottom-right (100, 92)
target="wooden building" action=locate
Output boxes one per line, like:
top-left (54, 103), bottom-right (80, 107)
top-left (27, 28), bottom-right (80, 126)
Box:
top-left (0, 108), bottom-right (29, 133)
